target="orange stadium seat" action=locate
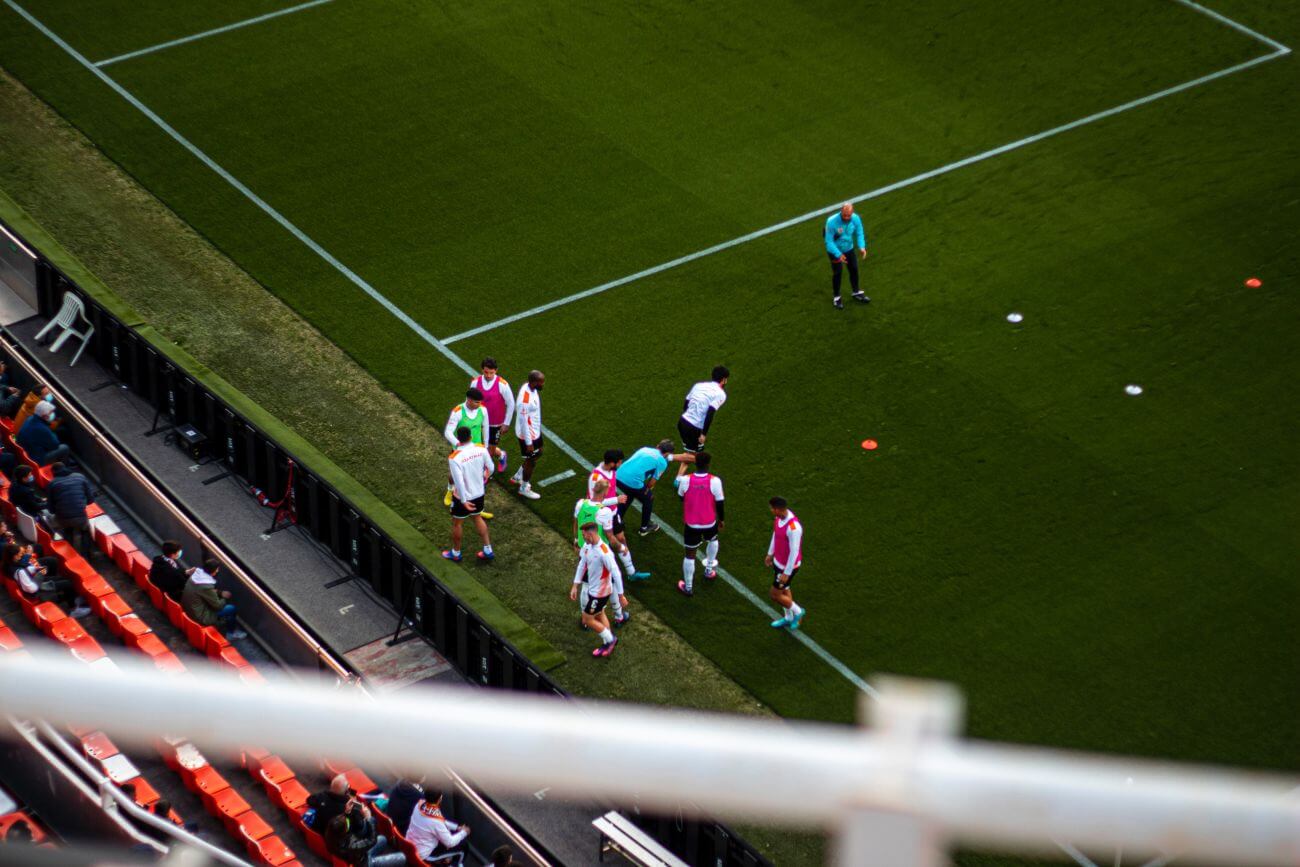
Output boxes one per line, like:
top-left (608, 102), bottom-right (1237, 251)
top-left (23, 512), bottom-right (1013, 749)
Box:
top-left (129, 551), bottom-right (153, 588)
top-left (164, 596), bottom-right (186, 629)
top-left (32, 602), bottom-right (66, 635)
top-left (202, 627), bottom-right (230, 658)
top-left (256, 757), bottom-right (295, 787)
top-left (242, 830), bottom-right (296, 866)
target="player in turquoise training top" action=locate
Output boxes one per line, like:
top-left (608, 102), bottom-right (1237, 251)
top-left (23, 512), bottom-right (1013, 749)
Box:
top-left (824, 202), bottom-right (870, 309)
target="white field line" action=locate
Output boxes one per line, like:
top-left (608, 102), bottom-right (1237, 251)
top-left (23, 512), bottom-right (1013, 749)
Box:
top-left (535, 469), bottom-right (575, 487)
top-left (1056, 840), bottom-right (1102, 867)
top-left (5, 0), bottom-right (1286, 698)
top-left (93, 0), bottom-right (334, 67)
top-left (442, 35), bottom-right (1290, 346)
top-left (1170, 0), bottom-right (1290, 52)
top-left (1, 0), bottom-right (876, 696)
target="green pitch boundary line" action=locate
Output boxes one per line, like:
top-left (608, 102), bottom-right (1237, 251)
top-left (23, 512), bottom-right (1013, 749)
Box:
top-left (0, 0), bottom-right (877, 697)
top-left (1, 0), bottom-right (1286, 699)
top-left (93, 0), bottom-right (334, 68)
top-left (441, 0), bottom-right (1291, 346)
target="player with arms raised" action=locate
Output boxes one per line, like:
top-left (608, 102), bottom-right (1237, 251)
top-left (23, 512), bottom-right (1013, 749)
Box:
top-left (764, 496), bottom-right (804, 629)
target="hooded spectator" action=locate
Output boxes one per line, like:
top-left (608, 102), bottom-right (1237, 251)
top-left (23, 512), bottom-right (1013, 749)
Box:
top-left (181, 560), bottom-right (246, 638)
top-left (8, 465), bottom-right (46, 516)
top-left (384, 776), bottom-right (425, 836)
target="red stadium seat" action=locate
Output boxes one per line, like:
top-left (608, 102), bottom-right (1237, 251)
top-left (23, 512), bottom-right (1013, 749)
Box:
top-left (129, 630), bottom-right (168, 657)
top-left (265, 777), bottom-right (310, 814)
top-left (342, 768), bottom-right (378, 796)
top-left (111, 537), bottom-right (139, 573)
top-left (152, 651), bottom-right (187, 674)
top-left (164, 596), bottom-right (186, 629)
top-left (129, 551), bottom-right (153, 588)
top-left (256, 756), bottom-right (295, 787)
top-left (93, 592), bottom-right (131, 625)
top-left (73, 571), bottom-right (114, 600)
top-left (66, 635), bottom-right (107, 664)
top-left (181, 614), bottom-right (205, 650)
top-left (202, 627), bottom-right (231, 658)
top-left (242, 830), bottom-right (296, 866)
top-left (234, 810), bottom-right (274, 842)
top-left (204, 784), bottom-right (250, 822)
top-left (238, 665), bottom-right (266, 685)
top-left (85, 503), bottom-right (105, 519)
top-left (122, 776), bottom-right (161, 808)
top-left (33, 603), bottom-right (66, 635)
top-left (0, 626), bottom-right (22, 652)
top-left (182, 764), bottom-right (228, 797)
top-left (217, 645), bottom-right (248, 670)
top-left (146, 580), bottom-right (165, 611)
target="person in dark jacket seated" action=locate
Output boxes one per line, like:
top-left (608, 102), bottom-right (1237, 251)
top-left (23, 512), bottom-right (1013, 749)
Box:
top-left (0, 360), bottom-right (22, 419)
top-left (324, 810), bottom-right (405, 866)
top-left (150, 541), bottom-right (193, 601)
top-left (307, 774), bottom-right (355, 831)
top-left (8, 465), bottom-right (47, 516)
top-left (4, 542), bottom-right (88, 616)
top-left (16, 401), bottom-right (70, 467)
top-left (45, 462), bottom-right (95, 555)
top-left (384, 776), bottom-right (425, 837)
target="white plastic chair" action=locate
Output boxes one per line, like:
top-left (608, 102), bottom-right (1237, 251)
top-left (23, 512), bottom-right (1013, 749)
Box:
top-left (33, 292), bottom-right (95, 366)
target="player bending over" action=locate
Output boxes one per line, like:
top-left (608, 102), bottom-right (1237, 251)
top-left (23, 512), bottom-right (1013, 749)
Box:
top-left (764, 496), bottom-right (804, 629)
top-left (616, 440), bottom-right (695, 536)
top-left (676, 366), bottom-right (729, 478)
top-left (570, 523), bottom-right (623, 658)
top-left (674, 451), bottom-right (724, 596)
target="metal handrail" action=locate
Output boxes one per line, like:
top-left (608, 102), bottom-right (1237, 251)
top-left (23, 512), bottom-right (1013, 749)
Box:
top-left (11, 716), bottom-right (252, 866)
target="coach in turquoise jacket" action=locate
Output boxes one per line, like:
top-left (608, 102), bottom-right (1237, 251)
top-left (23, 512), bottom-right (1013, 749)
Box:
top-left (824, 202), bottom-right (869, 309)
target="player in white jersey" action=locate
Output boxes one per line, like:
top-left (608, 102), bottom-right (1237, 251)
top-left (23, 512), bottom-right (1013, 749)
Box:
top-left (571, 479), bottom-right (634, 628)
top-left (588, 450), bottom-right (651, 583)
top-left (569, 523), bottom-right (623, 657)
top-left (510, 370), bottom-right (545, 500)
top-left (441, 426), bottom-right (494, 564)
top-left (676, 365), bottom-right (729, 478)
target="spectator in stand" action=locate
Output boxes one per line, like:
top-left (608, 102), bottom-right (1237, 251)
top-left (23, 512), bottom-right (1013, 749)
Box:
top-left (492, 845), bottom-right (520, 867)
top-left (307, 773), bottom-right (356, 831)
top-left (3, 818), bottom-right (33, 844)
top-left (5, 542), bottom-right (88, 616)
top-left (0, 361), bottom-right (22, 418)
top-left (17, 401), bottom-right (71, 466)
top-left (12, 384), bottom-right (57, 433)
top-left (324, 810), bottom-right (406, 867)
top-left (45, 461), bottom-right (95, 555)
top-left (181, 559), bottom-right (247, 639)
top-left (384, 775), bottom-right (425, 836)
top-left (9, 465), bottom-right (47, 516)
top-left (150, 541), bottom-right (192, 601)
top-left (407, 789), bottom-right (470, 866)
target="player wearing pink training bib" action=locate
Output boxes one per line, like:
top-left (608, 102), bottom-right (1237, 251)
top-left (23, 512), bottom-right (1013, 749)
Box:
top-left (470, 356), bottom-right (515, 474)
top-left (764, 496), bottom-right (805, 630)
top-left (673, 451), bottom-right (724, 597)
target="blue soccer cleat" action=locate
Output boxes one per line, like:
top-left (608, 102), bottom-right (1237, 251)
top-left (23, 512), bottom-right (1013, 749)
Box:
top-left (441, 550), bottom-right (462, 563)
top-left (769, 616), bottom-right (790, 629)
top-left (789, 609), bottom-right (806, 631)
top-left (629, 571), bottom-right (652, 582)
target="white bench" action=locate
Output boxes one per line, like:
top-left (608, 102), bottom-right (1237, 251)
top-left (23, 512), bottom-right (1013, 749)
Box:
top-left (593, 811), bottom-right (689, 867)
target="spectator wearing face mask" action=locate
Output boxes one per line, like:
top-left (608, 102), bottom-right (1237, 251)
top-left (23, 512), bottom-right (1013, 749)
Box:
top-left (4, 542), bottom-right (89, 616)
top-left (12, 384), bottom-right (59, 433)
top-left (17, 401), bottom-right (71, 466)
top-left (8, 465), bottom-right (47, 516)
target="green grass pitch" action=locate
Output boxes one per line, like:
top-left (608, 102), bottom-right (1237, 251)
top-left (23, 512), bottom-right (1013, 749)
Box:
top-left (1, 0), bottom-right (1296, 777)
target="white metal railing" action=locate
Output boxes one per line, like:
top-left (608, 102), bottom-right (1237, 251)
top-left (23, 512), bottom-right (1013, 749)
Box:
top-left (0, 650), bottom-right (1295, 866)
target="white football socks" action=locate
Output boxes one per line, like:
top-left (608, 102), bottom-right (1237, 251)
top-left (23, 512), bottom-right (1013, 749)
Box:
top-left (704, 539), bottom-right (719, 568)
top-left (598, 628), bottom-right (614, 644)
top-left (619, 550), bottom-right (636, 574)
top-left (682, 557), bottom-right (695, 591)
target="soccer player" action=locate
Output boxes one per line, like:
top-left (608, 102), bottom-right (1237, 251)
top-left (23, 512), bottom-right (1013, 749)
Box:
top-left (569, 522), bottom-right (622, 657)
top-left (510, 370), bottom-right (545, 500)
top-left (615, 439), bottom-right (695, 536)
top-left (443, 388), bottom-right (490, 507)
top-left (572, 479), bottom-right (633, 627)
top-left (674, 451), bottom-right (724, 596)
top-left (588, 450), bottom-right (651, 583)
top-left (764, 496), bottom-right (804, 629)
top-left (442, 426), bottom-right (494, 563)
top-left (675, 366), bottom-right (729, 478)
top-left (470, 357), bottom-right (515, 474)
top-left (824, 202), bottom-right (870, 309)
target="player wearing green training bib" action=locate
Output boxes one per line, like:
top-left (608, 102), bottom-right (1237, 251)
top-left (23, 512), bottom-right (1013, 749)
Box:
top-left (572, 477), bottom-right (630, 627)
top-left (442, 388), bottom-right (491, 507)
